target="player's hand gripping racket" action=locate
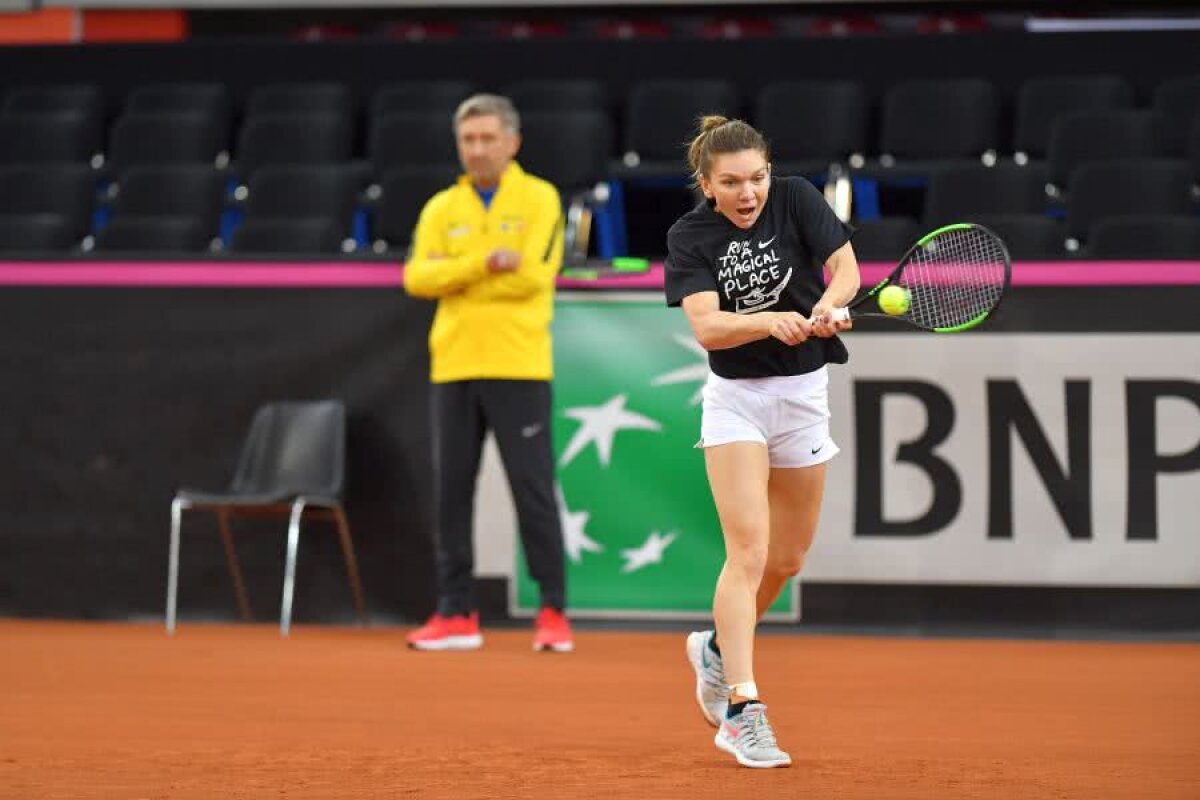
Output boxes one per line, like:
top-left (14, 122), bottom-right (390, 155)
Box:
top-left (828, 223), bottom-right (1011, 332)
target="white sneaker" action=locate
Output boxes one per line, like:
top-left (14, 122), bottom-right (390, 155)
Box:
top-left (685, 630), bottom-right (729, 727)
top-left (714, 702), bottom-right (792, 769)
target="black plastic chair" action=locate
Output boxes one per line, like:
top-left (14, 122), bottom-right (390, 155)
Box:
top-left (1087, 215), bottom-right (1200, 258)
top-left (123, 82), bottom-right (232, 137)
top-left (235, 114), bottom-right (353, 181)
top-left (110, 165), bottom-right (225, 236)
top-left (0, 112), bottom-right (101, 165)
top-left (519, 110), bottom-right (611, 192)
top-left (1151, 75), bottom-right (1200, 157)
top-left (0, 164), bottom-right (96, 242)
top-left (230, 218), bottom-right (346, 254)
top-left (0, 215), bottom-right (73, 252)
top-left (245, 82), bottom-right (353, 118)
top-left (368, 111), bottom-right (458, 173)
top-left (753, 80), bottom-right (869, 174)
top-left (922, 164), bottom-right (1047, 227)
top-left (167, 400), bottom-right (367, 636)
top-left (1046, 110), bottom-right (1154, 195)
top-left (2, 84), bottom-right (105, 152)
top-left (370, 81), bottom-right (473, 117)
top-left (1065, 159), bottom-right (1192, 245)
top-left (850, 217), bottom-right (921, 262)
top-left (970, 214), bottom-right (1065, 259)
top-left (243, 165), bottom-right (360, 229)
top-left (1013, 75), bottom-right (1133, 162)
top-left (621, 79), bottom-right (738, 169)
top-left (93, 217), bottom-right (212, 254)
top-left (879, 79), bottom-right (998, 163)
top-left (503, 79), bottom-right (607, 112)
top-left (372, 163), bottom-right (460, 252)
top-left (107, 112), bottom-right (228, 171)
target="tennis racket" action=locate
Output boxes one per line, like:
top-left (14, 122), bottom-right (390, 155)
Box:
top-left (829, 223), bottom-right (1011, 332)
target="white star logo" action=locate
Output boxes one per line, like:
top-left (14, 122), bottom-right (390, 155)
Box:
top-left (559, 394), bottom-right (662, 468)
top-left (650, 333), bottom-right (709, 405)
top-left (619, 530), bottom-right (679, 574)
top-left (557, 486), bottom-right (602, 563)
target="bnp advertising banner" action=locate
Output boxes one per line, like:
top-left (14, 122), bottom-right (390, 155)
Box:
top-left (513, 294), bottom-right (1200, 618)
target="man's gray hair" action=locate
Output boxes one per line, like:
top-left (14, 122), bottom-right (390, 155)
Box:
top-left (454, 93), bottom-right (520, 134)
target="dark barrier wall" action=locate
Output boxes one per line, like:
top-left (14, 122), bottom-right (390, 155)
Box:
top-left (1, 272), bottom-right (1198, 628)
top-left (0, 286), bottom-right (437, 624)
top-left (0, 30), bottom-right (1196, 115)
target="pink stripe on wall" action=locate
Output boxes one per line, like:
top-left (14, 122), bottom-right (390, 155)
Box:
top-left (0, 260), bottom-right (1198, 288)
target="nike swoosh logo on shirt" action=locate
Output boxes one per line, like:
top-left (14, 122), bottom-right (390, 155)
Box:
top-left (757, 236), bottom-right (776, 249)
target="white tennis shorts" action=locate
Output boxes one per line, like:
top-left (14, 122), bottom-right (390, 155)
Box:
top-left (698, 367), bottom-right (840, 468)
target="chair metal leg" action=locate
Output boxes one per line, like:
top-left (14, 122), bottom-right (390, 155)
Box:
top-left (332, 505), bottom-right (368, 625)
top-left (166, 497), bottom-right (184, 634)
top-left (216, 509), bottom-right (253, 622)
top-left (280, 498), bottom-right (306, 637)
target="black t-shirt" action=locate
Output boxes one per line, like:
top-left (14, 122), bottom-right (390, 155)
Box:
top-left (664, 175), bottom-right (853, 379)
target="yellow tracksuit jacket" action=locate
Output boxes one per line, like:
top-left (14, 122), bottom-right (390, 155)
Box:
top-left (403, 161), bottom-right (563, 383)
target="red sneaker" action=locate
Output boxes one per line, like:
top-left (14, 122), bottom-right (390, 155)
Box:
top-left (406, 611), bottom-right (482, 651)
top-left (533, 607), bottom-right (574, 652)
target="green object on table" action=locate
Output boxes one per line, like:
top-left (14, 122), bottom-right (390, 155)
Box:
top-left (611, 256), bottom-right (650, 273)
top-left (562, 269), bottom-right (598, 280)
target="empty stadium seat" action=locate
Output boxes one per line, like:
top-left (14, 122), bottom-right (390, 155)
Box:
top-left (922, 164), bottom-right (1047, 227)
top-left (371, 164), bottom-right (460, 252)
top-left (1013, 75), bottom-right (1133, 163)
top-left (1151, 75), bottom-right (1200, 157)
top-left (969, 214), bottom-right (1065, 259)
top-left (1065, 159), bottom-right (1192, 246)
top-left (242, 165), bottom-right (360, 230)
top-left (0, 113), bottom-right (102, 166)
top-left (230, 218), bottom-right (345, 254)
top-left (0, 215), bottom-right (74, 253)
top-left (753, 81), bottom-right (868, 174)
top-left (245, 82), bottom-right (353, 118)
top-left (850, 217), bottom-right (921, 261)
top-left (369, 111), bottom-right (458, 173)
top-left (370, 82), bottom-right (473, 117)
top-left (878, 79), bottom-right (999, 164)
top-left (2, 84), bottom-right (105, 151)
top-left (0, 164), bottom-right (96, 242)
top-left (93, 217), bottom-right (212, 253)
top-left (519, 110), bottom-right (611, 192)
top-left (123, 83), bottom-right (231, 135)
top-left (620, 80), bottom-right (738, 171)
top-left (503, 80), bottom-right (607, 113)
top-left (1046, 111), bottom-right (1155, 195)
top-left (107, 113), bottom-right (228, 171)
top-left (1189, 117), bottom-right (1200, 184)
top-left (110, 166), bottom-right (225, 236)
top-left (235, 114), bottom-right (353, 179)
top-left (1087, 215), bottom-right (1200, 258)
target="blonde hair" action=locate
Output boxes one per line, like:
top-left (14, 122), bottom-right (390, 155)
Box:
top-left (454, 93), bottom-right (520, 133)
top-left (686, 115), bottom-right (769, 186)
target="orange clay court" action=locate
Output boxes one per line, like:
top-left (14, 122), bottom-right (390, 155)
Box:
top-left (1, 620), bottom-right (1197, 799)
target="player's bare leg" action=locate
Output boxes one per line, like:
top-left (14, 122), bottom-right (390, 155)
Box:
top-left (704, 441), bottom-right (770, 704)
top-left (756, 464), bottom-right (826, 617)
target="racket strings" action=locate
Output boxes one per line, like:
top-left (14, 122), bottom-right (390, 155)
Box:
top-left (897, 227), bottom-right (1008, 329)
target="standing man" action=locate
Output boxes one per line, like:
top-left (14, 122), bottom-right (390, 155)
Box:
top-left (403, 94), bottom-right (572, 653)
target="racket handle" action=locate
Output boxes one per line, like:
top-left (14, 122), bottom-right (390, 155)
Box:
top-left (829, 307), bottom-right (851, 323)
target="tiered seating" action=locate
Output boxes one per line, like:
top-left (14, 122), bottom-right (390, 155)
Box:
top-left (0, 72), bottom-right (1196, 258)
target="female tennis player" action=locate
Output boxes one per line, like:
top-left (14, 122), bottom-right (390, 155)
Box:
top-left (665, 116), bottom-right (860, 768)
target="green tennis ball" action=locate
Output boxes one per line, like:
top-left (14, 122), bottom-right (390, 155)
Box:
top-left (878, 285), bottom-right (911, 316)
